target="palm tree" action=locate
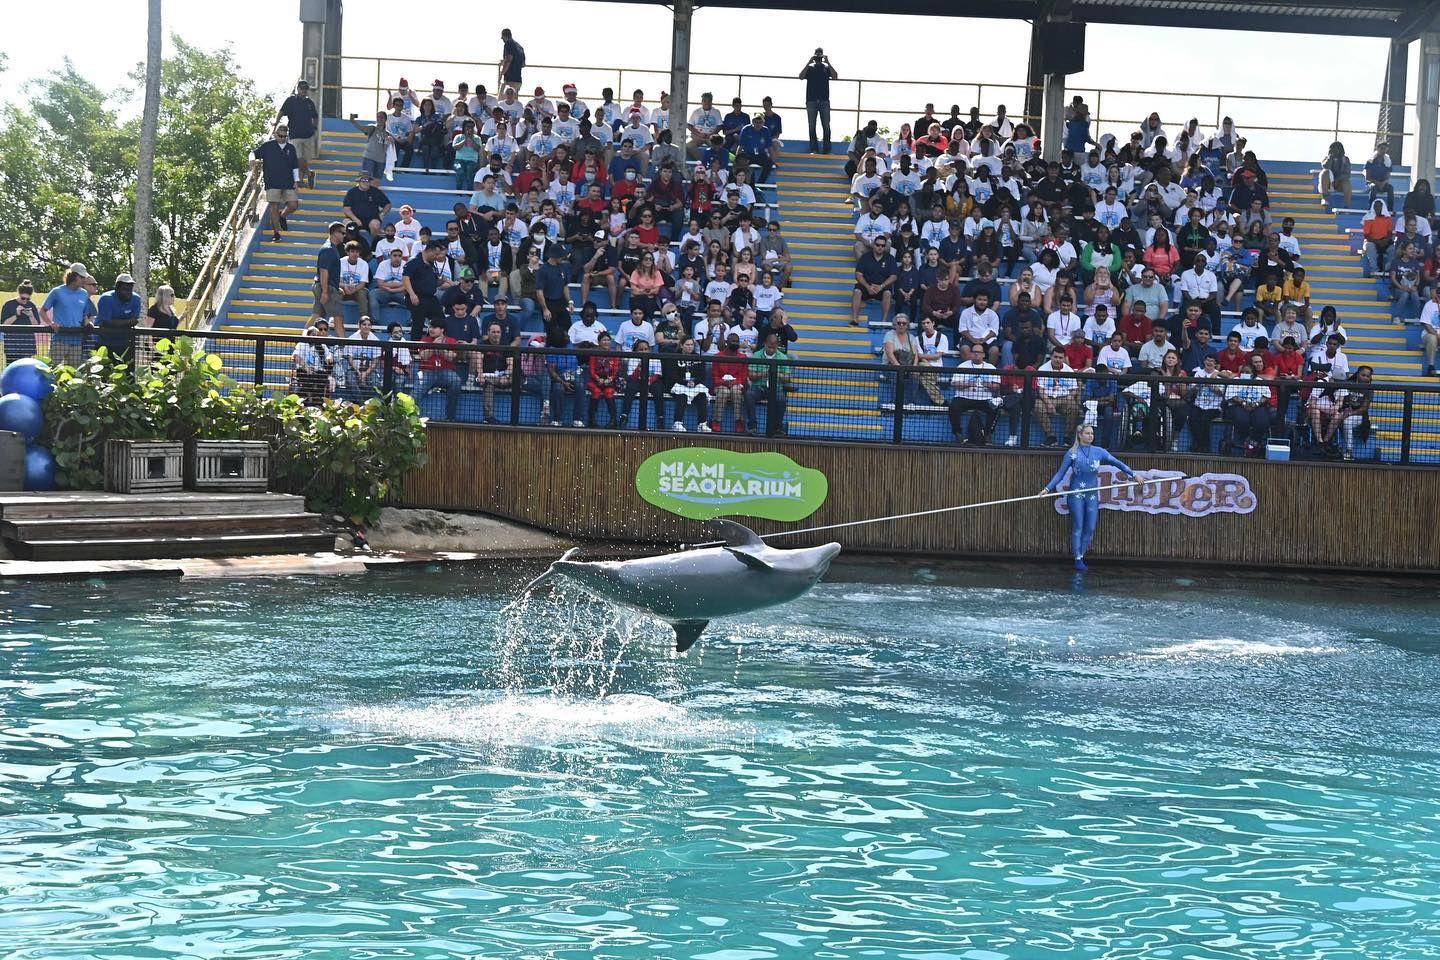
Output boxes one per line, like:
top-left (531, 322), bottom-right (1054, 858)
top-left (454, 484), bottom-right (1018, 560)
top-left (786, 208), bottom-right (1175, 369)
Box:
top-left (133, 0), bottom-right (162, 301)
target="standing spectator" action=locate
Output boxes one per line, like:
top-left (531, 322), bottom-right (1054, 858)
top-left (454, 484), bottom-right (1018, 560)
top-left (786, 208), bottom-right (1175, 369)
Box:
top-left (276, 80), bottom-right (320, 188)
top-left (499, 29), bottom-right (526, 86)
top-left (252, 125), bottom-right (300, 243)
top-left (1320, 141), bottom-right (1352, 206)
top-left (403, 241), bottom-right (447, 339)
top-left (1, 281), bottom-right (42, 362)
top-left (312, 221), bottom-right (346, 333)
top-left (800, 48), bottom-right (835, 154)
top-left (349, 111), bottom-right (391, 181)
top-left (535, 246), bottom-right (573, 340)
top-left (1365, 142), bottom-right (1394, 210)
top-left (41, 266), bottom-right (97, 367)
top-left (94, 273), bottom-right (144, 369)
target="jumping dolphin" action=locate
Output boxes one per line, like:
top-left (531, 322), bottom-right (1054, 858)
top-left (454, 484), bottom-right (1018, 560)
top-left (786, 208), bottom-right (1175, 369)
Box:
top-left (520, 520), bottom-right (842, 652)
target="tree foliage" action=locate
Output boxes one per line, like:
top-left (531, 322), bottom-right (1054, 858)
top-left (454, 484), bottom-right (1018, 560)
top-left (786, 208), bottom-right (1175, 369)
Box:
top-left (0, 38), bottom-right (271, 295)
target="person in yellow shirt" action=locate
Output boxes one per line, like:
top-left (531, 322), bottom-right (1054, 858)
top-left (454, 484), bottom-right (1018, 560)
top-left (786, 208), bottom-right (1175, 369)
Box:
top-left (1255, 269), bottom-right (1285, 322)
top-left (1281, 266), bottom-right (1312, 323)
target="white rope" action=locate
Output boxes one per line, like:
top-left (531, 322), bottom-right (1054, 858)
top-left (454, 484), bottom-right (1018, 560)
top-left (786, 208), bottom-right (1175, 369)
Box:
top-left (689, 478), bottom-right (1173, 548)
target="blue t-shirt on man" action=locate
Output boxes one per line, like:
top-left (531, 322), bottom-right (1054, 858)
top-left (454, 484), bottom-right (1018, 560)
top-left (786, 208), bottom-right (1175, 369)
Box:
top-left (42, 284), bottom-right (96, 339)
top-left (95, 290), bottom-right (145, 349)
top-left (253, 139), bottom-right (299, 190)
top-left (738, 125), bottom-right (773, 158)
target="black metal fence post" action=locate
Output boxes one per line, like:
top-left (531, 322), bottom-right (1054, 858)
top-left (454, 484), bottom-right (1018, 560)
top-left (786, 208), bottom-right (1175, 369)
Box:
top-left (381, 343), bottom-right (395, 397)
top-left (1402, 387), bottom-right (1414, 464)
top-left (1019, 373), bottom-right (1033, 449)
top-left (253, 339), bottom-right (265, 388)
top-left (508, 346), bottom-right (523, 426)
top-left (765, 360), bottom-right (780, 438)
top-left (891, 367), bottom-right (906, 444)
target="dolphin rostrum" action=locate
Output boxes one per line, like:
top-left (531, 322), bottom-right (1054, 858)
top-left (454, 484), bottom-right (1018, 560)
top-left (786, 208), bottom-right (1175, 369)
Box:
top-left (520, 519), bottom-right (842, 652)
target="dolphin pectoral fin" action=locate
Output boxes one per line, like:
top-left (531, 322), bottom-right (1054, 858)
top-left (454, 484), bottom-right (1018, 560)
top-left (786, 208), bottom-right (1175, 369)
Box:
top-left (517, 547), bottom-right (583, 596)
top-left (724, 547), bottom-right (775, 571)
top-left (703, 519), bottom-right (765, 549)
top-left (672, 620), bottom-right (709, 653)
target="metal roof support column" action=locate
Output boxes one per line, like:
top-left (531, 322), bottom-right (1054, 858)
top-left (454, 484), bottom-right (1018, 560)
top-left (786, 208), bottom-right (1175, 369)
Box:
top-left (668, 0), bottom-right (693, 152)
top-left (1419, 32), bottom-right (1440, 186)
top-left (1379, 37), bottom-right (1409, 155)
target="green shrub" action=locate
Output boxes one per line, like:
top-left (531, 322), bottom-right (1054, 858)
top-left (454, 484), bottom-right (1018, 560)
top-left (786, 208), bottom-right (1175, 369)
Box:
top-left (41, 338), bottom-right (428, 524)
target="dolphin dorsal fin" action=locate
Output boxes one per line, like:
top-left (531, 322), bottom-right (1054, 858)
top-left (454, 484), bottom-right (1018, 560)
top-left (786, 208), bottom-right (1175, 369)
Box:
top-left (725, 547), bottom-right (775, 571)
top-left (703, 519), bottom-right (765, 550)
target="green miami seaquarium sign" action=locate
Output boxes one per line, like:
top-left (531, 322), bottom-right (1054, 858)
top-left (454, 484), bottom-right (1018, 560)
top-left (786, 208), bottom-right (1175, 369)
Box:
top-left (635, 447), bottom-right (829, 522)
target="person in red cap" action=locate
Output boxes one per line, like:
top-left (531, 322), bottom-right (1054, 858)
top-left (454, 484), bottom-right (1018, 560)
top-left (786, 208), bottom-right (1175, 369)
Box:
top-left (528, 86), bottom-right (555, 119)
top-left (561, 83), bottom-right (588, 121)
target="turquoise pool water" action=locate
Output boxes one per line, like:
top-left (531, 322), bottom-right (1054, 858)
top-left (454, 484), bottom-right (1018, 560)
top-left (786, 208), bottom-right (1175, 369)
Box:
top-left (2, 563), bottom-right (1439, 959)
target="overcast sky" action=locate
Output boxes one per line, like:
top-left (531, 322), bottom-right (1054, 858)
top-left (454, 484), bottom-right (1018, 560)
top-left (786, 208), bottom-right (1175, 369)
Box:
top-left (3, 0), bottom-right (1409, 161)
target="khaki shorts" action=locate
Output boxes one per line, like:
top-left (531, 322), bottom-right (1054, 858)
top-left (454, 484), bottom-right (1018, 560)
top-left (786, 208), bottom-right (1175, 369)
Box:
top-left (293, 133), bottom-right (319, 162)
top-left (266, 188), bottom-right (299, 203)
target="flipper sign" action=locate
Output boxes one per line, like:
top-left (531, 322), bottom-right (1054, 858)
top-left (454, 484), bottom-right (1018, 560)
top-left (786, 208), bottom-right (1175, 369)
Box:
top-left (635, 447), bottom-right (829, 522)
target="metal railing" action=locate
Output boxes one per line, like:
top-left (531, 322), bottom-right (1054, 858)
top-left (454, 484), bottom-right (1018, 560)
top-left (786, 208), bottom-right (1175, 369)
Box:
top-left (324, 53), bottom-right (1419, 162)
top-left (183, 117), bottom-right (284, 332)
top-left (16, 325), bottom-right (1438, 467)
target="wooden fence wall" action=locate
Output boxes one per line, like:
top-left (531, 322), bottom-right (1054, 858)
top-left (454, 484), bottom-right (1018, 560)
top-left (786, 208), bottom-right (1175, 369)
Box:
top-left (402, 425), bottom-right (1440, 573)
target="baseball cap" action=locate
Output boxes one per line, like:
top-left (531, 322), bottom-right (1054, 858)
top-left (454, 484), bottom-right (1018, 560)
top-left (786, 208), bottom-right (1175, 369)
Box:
top-left (459, 267), bottom-right (476, 279)
top-left (563, 83), bottom-right (577, 93)
top-left (115, 273), bottom-right (135, 285)
top-left (399, 76), bottom-right (409, 87)
top-left (67, 262), bottom-right (90, 278)
top-left (493, 295), bottom-right (509, 304)
top-left (431, 78), bottom-right (444, 87)
top-left (534, 86), bottom-right (545, 96)
top-left (297, 79), bottom-right (310, 89)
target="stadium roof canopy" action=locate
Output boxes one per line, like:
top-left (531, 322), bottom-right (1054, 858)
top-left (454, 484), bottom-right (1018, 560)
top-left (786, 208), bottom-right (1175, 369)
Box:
top-left (631, 0), bottom-right (1440, 39)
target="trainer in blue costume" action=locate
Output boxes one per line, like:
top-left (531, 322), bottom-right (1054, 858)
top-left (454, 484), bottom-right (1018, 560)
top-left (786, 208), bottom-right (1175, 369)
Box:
top-left (1040, 424), bottom-right (1138, 571)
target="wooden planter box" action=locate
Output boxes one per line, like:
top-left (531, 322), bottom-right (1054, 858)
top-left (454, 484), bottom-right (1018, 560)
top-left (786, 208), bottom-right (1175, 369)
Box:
top-left (0, 431), bottom-right (24, 491)
top-left (104, 440), bottom-right (184, 493)
top-left (185, 440), bottom-right (270, 492)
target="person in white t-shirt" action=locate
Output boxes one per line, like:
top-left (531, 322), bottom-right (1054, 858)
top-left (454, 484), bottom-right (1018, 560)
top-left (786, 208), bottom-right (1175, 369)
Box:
top-left (914, 316), bottom-right (949, 405)
top-left (373, 248), bottom-right (409, 309)
top-left (1232, 310), bottom-right (1268, 350)
top-left (1419, 285), bottom-right (1440, 374)
top-left (687, 93), bottom-right (723, 152)
top-left (957, 292), bottom-right (1000, 352)
top-left (947, 342), bottom-right (1000, 443)
top-left (853, 200), bottom-right (894, 258)
top-left (1034, 346), bottom-right (1080, 444)
top-left (693, 301), bottom-right (729, 354)
top-left (393, 207), bottom-right (424, 253)
top-left (1083, 303), bottom-right (1116, 346)
top-left (1046, 294), bottom-right (1084, 348)
top-left (1097, 331), bottom-right (1132, 372)
top-left (551, 103), bottom-right (580, 143)
top-left (752, 271), bottom-right (784, 319)
top-left (850, 157), bottom-right (883, 209)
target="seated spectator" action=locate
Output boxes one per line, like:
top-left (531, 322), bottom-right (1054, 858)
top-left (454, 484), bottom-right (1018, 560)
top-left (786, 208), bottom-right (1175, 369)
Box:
top-left (851, 236), bottom-right (898, 327)
top-left (957, 291), bottom-right (999, 352)
top-left (914, 317), bottom-right (949, 404)
top-left (1034, 346), bottom-right (1080, 445)
top-left (737, 113), bottom-right (775, 185)
top-left (1318, 141), bottom-right (1353, 205)
top-left (1176, 252), bottom-right (1220, 332)
top-left (1391, 241), bottom-right (1425, 320)
top-left (416, 318), bottom-right (462, 420)
top-left (664, 336), bottom-right (711, 431)
top-left (584, 331), bottom-right (622, 427)
top-left (1187, 353), bottom-right (1225, 453)
top-left (947, 343), bottom-right (1001, 444)
top-left (619, 340), bottom-right (664, 429)
top-left (710, 332), bottom-right (750, 432)
top-left (745, 332), bottom-right (791, 435)
top-left (1226, 353), bottom-right (1274, 456)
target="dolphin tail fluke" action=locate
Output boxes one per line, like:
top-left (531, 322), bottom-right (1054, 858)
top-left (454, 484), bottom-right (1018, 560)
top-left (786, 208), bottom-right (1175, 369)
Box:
top-left (672, 620), bottom-right (709, 653)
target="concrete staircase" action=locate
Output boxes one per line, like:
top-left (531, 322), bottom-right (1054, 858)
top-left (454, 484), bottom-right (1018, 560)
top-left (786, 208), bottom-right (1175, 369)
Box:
top-left (774, 152), bottom-right (888, 440)
top-left (1266, 161), bottom-right (1440, 461)
top-left (0, 492), bottom-right (334, 561)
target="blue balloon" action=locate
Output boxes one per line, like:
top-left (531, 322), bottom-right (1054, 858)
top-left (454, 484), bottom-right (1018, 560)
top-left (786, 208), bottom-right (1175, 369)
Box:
top-left (0, 393), bottom-right (42, 441)
top-left (24, 445), bottom-right (56, 491)
top-left (0, 357), bottom-right (53, 401)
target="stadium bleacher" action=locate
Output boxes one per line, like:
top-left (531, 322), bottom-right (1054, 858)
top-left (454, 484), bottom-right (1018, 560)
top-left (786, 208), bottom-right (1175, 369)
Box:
top-left (208, 97), bottom-right (1440, 461)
